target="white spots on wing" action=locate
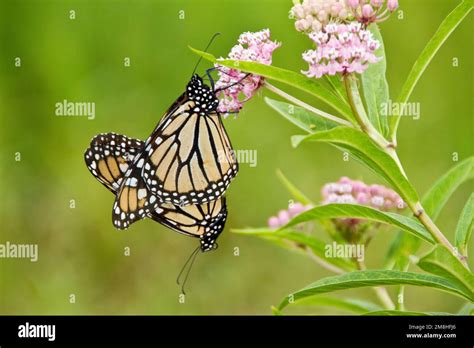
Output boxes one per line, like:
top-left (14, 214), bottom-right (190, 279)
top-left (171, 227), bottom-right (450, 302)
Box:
top-left (119, 163), bottom-right (128, 172)
top-left (137, 188), bottom-right (147, 200)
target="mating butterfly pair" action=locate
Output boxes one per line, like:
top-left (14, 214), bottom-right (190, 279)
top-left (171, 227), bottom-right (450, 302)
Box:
top-left (84, 75), bottom-right (238, 252)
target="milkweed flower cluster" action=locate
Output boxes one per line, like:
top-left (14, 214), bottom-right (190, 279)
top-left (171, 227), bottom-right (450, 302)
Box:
top-left (321, 176), bottom-right (406, 228)
top-left (267, 202), bottom-right (313, 229)
top-left (290, 0), bottom-right (351, 33)
top-left (347, 0), bottom-right (399, 25)
top-left (301, 22), bottom-right (381, 78)
top-left (214, 29), bottom-right (281, 116)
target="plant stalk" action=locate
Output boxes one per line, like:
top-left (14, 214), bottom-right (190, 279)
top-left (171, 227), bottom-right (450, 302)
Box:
top-left (357, 261), bottom-right (395, 310)
top-left (343, 74), bottom-right (464, 264)
top-left (264, 81), bottom-right (354, 128)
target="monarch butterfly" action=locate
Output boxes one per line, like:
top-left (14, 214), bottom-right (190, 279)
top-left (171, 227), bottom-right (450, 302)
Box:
top-left (84, 132), bottom-right (227, 252)
top-left (141, 74), bottom-right (239, 206)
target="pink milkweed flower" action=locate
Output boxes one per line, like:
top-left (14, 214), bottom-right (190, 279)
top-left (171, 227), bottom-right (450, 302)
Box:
top-left (267, 202), bottom-right (313, 229)
top-left (302, 23), bottom-right (380, 78)
top-left (321, 177), bottom-right (406, 228)
top-left (290, 0), bottom-right (352, 33)
top-left (214, 29), bottom-right (280, 117)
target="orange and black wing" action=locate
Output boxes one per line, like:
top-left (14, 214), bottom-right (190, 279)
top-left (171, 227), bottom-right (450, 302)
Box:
top-left (141, 75), bottom-right (238, 206)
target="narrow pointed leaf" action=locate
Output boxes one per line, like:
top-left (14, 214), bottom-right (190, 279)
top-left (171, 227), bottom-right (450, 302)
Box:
top-left (422, 157), bottom-right (474, 218)
top-left (291, 126), bottom-right (419, 204)
top-left (361, 24), bottom-right (390, 136)
top-left (275, 169), bottom-right (314, 205)
top-left (454, 193), bottom-right (474, 257)
top-left (283, 203), bottom-right (433, 243)
top-left (389, 0), bottom-right (473, 138)
top-left (278, 270), bottom-right (474, 311)
top-left (232, 227), bottom-right (355, 271)
top-left (265, 97), bottom-right (338, 133)
top-left (290, 295), bottom-right (382, 314)
top-left (417, 245), bottom-right (474, 297)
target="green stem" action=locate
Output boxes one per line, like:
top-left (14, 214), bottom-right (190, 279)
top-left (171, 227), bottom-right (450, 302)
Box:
top-left (343, 74), bottom-right (464, 266)
top-left (343, 75), bottom-right (393, 149)
top-left (264, 81), bottom-right (354, 128)
top-left (357, 261), bottom-right (395, 310)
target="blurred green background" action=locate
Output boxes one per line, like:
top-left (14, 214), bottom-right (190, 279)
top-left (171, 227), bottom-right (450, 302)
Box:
top-left (0, 0), bottom-right (472, 314)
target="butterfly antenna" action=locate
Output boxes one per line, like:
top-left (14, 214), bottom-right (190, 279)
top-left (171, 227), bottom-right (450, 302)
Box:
top-left (191, 32), bottom-right (221, 77)
top-left (176, 246), bottom-right (200, 292)
top-left (180, 247), bottom-right (200, 295)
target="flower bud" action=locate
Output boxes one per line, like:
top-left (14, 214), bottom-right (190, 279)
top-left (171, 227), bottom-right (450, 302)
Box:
top-left (362, 4), bottom-right (374, 18)
top-left (370, 0), bottom-right (383, 7)
top-left (278, 210), bottom-right (290, 225)
top-left (347, 0), bottom-right (360, 9)
top-left (387, 0), bottom-right (398, 11)
top-left (288, 202), bottom-right (305, 216)
top-left (268, 216), bottom-right (280, 228)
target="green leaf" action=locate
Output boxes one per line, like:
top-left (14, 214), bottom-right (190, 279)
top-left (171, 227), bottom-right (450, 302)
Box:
top-left (289, 295), bottom-right (382, 314)
top-left (417, 245), bottom-right (474, 298)
top-left (387, 157), bottom-right (474, 270)
top-left (422, 157), bottom-right (474, 219)
top-left (361, 24), bottom-right (390, 137)
top-left (385, 232), bottom-right (419, 271)
top-left (324, 75), bottom-right (348, 103)
top-left (389, 0), bottom-right (474, 139)
top-left (292, 126), bottom-right (419, 204)
top-left (278, 270), bottom-right (473, 311)
top-left (275, 169), bottom-right (314, 206)
top-left (265, 97), bottom-right (338, 133)
top-left (455, 193), bottom-right (474, 257)
top-left (283, 203), bottom-right (433, 243)
top-left (232, 227), bottom-right (356, 271)
top-left (457, 302), bottom-right (474, 315)
top-left (363, 310), bottom-right (452, 316)
top-left (189, 47), bottom-right (353, 120)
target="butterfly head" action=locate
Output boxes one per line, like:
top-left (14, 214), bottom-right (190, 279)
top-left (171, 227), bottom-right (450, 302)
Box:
top-left (187, 74), bottom-right (219, 114)
top-left (199, 209), bottom-right (227, 252)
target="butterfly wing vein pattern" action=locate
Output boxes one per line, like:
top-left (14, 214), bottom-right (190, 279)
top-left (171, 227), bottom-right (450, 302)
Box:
top-left (85, 131), bottom-right (228, 251)
top-left (142, 77), bottom-right (238, 206)
top-left (84, 75), bottom-right (237, 252)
